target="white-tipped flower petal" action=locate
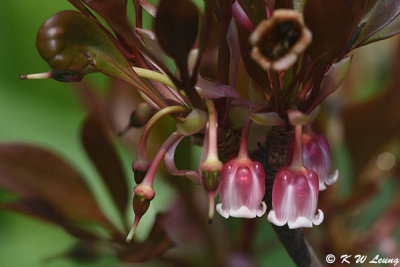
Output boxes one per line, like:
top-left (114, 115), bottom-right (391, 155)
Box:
top-left (268, 167), bottom-right (323, 229)
top-left (217, 159), bottom-right (266, 219)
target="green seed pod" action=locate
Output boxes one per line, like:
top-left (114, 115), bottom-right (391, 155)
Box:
top-left (36, 11), bottom-right (98, 78)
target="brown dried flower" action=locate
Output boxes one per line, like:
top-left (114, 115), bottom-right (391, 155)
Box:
top-left (249, 9), bottom-right (312, 71)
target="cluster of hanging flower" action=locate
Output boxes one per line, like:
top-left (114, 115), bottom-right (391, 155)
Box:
top-left (21, 0), bottom-right (365, 243)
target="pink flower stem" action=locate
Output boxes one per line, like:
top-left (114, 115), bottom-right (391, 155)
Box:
top-left (205, 100), bottom-right (219, 162)
top-left (291, 124), bottom-right (304, 169)
top-left (142, 131), bottom-right (185, 188)
top-left (238, 118), bottom-right (252, 160)
top-left (137, 106), bottom-right (188, 162)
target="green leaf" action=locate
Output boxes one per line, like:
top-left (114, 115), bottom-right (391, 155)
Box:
top-left (363, 14), bottom-right (400, 46)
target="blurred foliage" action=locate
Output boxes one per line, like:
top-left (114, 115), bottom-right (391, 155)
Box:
top-left (1, 0), bottom-right (400, 266)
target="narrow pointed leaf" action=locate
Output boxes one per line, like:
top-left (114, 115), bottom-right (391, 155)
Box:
top-left (304, 0), bottom-right (367, 61)
top-left (0, 144), bottom-right (113, 228)
top-left (155, 0), bottom-right (199, 70)
top-left (138, 0), bottom-right (157, 17)
top-left (3, 198), bottom-right (100, 240)
top-left (363, 14), bottom-right (400, 46)
top-left (307, 56), bottom-right (352, 113)
top-left (80, 0), bottom-right (130, 37)
top-left (236, 25), bottom-right (270, 89)
top-left (237, 0), bottom-right (267, 27)
top-left (81, 112), bottom-right (128, 216)
top-left (355, 1), bottom-right (400, 47)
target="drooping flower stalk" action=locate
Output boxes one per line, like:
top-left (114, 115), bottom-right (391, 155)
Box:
top-left (217, 118), bottom-right (267, 218)
top-left (127, 131), bottom-right (184, 242)
top-left (268, 124), bottom-right (323, 228)
top-left (200, 100), bottom-right (223, 223)
top-left (237, 118), bottom-right (251, 160)
top-left (132, 105), bottom-right (188, 183)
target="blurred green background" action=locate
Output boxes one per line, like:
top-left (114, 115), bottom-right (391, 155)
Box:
top-left (0, 1), bottom-right (397, 267)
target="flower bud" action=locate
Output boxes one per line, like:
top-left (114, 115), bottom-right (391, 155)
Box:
top-left (268, 167), bottom-right (323, 228)
top-left (133, 185), bottom-right (155, 217)
top-left (132, 159), bottom-right (150, 185)
top-left (126, 184), bottom-right (155, 242)
top-left (200, 158), bottom-right (223, 224)
top-left (130, 103), bottom-right (156, 128)
top-left (216, 158), bottom-right (266, 218)
top-left (201, 160), bottom-right (223, 193)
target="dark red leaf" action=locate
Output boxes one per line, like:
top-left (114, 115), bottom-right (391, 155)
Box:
top-left (237, 0), bottom-right (267, 27)
top-left (355, 1), bottom-right (400, 48)
top-left (275, 0), bottom-right (293, 9)
top-left (155, 0), bottom-right (199, 70)
top-left (2, 198), bottom-right (100, 241)
top-left (81, 112), bottom-right (129, 216)
top-left (304, 0), bottom-right (367, 62)
top-left (67, 0), bottom-right (97, 18)
top-left (118, 214), bottom-right (174, 262)
top-left (236, 25), bottom-right (270, 90)
top-left (80, 0), bottom-right (130, 37)
top-left (0, 144), bottom-right (113, 228)
top-left (191, 0), bottom-right (217, 84)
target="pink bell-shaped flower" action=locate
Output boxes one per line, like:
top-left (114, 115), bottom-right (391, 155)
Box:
top-left (267, 167), bottom-right (323, 228)
top-left (216, 119), bottom-right (266, 218)
top-left (286, 133), bottom-right (339, 190)
top-left (217, 158), bottom-right (267, 218)
top-left (268, 123), bottom-right (324, 228)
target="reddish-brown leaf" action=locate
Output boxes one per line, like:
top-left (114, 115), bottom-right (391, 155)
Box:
top-left (238, 0), bottom-right (267, 27)
top-left (81, 112), bottom-right (129, 216)
top-left (2, 198), bottom-right (100, 240)
top-left (80, 0), bottom-right (130, 37)
top-left (236, 25), bottom-right (270, 90)
top-left (304, 0), bottom-right (367, 62)
top-left (0, 144), bottom-right (113, 228)
top-left (155, 0), bottom-right (199, 70)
